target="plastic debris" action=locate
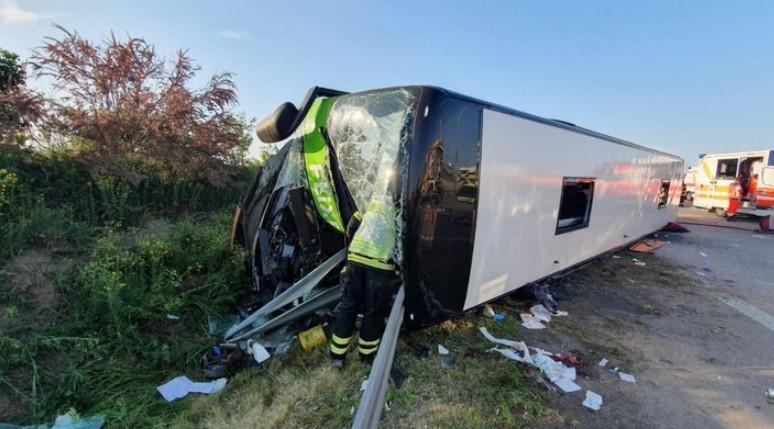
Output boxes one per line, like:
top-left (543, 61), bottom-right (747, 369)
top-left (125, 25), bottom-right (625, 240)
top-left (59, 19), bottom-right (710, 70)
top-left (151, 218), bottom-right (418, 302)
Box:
top-left (298, 324), bottom-right (326, 352)
top-left (530, 304), bottom-right (552, 323)
top-left (492, 313), bottom-right (506, 322)
top-left (481, 304), bottom-right (495, 318)
top-left (156, 376), bottom-right (227, 402)
top-left (520, 313), bottom-right (546, 330)
top-left (360, 379), bottom-right (368, 392)
top-left (629, 239), bottom-right (665, 253)
top-left (619, 372), bottom-right (636, 383)
top-left (166, 314), bottom-right (180, 321)
top-left (437, 344), bottom-right (449, 355)
top-left (598, 358), bottom-right (609, 367)
top-left (766, 388), bottom-right (774, 403)
top-left (583, 390), bottom-right (603, 411)
top-left (479, 327), bottom-right (528, 352)
top-left (553, 353), bottom-right (581, 366)
top-left (247, 340), bottom-right (270, 364)
top-left (612, 255), bottom-right (622, 259)
top-left (0, 413), bottom-right (106, 429)
top-left (699, 252), bottom-right (708, 257)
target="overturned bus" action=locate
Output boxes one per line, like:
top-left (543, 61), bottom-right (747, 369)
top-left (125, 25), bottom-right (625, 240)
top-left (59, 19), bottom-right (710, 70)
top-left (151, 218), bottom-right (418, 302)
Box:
top-left (230, 86), bottom-right (684, 332)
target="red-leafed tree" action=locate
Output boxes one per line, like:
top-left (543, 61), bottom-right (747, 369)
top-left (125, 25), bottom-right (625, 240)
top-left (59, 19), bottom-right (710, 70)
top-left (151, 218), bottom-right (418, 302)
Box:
top-left (0, 48), bottom-right (43, 146)
top-left (32, 26), bottom-right (250, 185)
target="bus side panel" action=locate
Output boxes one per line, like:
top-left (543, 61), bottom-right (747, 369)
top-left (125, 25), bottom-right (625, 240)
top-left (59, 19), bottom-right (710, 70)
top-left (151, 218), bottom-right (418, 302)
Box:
top-left (465, 109), bottom-right (683, 309)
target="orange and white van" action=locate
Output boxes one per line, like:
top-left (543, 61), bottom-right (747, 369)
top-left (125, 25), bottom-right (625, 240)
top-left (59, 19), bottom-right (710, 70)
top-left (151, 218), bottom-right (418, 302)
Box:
top-left (691, 150), bottom-right (774, 216)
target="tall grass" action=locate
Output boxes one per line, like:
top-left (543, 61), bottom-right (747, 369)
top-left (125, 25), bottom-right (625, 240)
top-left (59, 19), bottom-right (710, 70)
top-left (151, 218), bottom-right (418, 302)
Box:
top-left (1, 212), bottom-right (246, 427)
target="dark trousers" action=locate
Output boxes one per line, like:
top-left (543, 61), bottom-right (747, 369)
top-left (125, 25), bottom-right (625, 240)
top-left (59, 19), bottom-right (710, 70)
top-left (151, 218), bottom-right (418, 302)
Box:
top-left (330, 264), bottom-right (396, 359)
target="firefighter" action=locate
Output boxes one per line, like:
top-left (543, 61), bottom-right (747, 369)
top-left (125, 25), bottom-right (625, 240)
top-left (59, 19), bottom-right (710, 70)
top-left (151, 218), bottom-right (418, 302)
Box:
top-left (329, 195), bottom-right (399, 366)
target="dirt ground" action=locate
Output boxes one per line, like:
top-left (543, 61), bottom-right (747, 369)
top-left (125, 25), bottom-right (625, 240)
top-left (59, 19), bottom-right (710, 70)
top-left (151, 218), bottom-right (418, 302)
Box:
top-left (500, 207), bottom-right (774, 429)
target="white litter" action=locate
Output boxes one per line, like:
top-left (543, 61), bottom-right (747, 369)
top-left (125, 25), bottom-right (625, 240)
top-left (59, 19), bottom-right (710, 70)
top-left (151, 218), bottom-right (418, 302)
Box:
top-left (481, 304), bottom-right (495, 318)
top-left (553, 310), bottom-right (569, 317)
top-left (598, 358), bottom-right (608, 367)
top-left (247, 340), bottom-right (271, 364)
top-left (583, 390), bottom-right (603, 411)
top-left (700, 252), bottom-right (708, 257)
top-left (520, 313), bottom-right (546, 329)
top-left (166, 314), bottom-right (180, 320)
top-left (612, 255), bottom-right (622, 259)
top-left (619, 372), bottom-right (636, 383)
top-left (360, 379), bottom-right (368, 392)
top-left (530, 304), bottom-right (552, 323)
top-left (156, 376), bottom-right (227, 402)
top-left (633, 261), bottom-right (647, 267)
top-left (766, 388), bottom-right (774, 401)
top-left (480, 328), bottom-right (577, 393)
top-left (479, 327), bottom-right (528, 352)
top-left (438, 344), bottom-right (450, 355)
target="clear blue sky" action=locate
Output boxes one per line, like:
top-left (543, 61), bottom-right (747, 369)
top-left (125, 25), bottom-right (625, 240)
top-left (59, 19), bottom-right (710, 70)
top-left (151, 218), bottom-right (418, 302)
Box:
top-left (2, 0), bottom-right (773, 164)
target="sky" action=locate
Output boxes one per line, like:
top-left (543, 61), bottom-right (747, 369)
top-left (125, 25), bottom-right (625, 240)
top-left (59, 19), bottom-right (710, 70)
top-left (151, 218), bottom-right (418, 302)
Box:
top-left (2, 0), bottom-right (774, 165)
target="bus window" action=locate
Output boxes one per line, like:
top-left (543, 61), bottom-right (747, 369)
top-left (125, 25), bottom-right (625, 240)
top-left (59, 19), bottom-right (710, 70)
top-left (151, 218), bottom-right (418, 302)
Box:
top-left (716, 158), bottom-right (738, 180)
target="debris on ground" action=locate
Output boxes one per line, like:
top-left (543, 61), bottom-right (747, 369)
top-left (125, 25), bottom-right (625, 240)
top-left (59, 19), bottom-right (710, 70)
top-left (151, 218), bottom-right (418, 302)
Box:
top-left (699, 252), bottom-right (708, 257)
top-left (166, 314), bottom-right (180, 321)
top-left (766, 388), bottom-right (774, 404)
top-left (200, 345), bottom-right (248, 379)
top-left (618, 372), bottom-right (636, 383)
top-left (660, 222), bottom-right (689, 233)
top-left (582, 390), bottom-right (603, 411)
top-left (480, 328), bottom-right (577, 392)
top-left (598, 358), bottom-right (608, 367)
top-left (247, 340), bottom-right (271, 364)
top-left (529, 283), bottom-right (558, 313)
top-left (553, 353), bottom-right (581, 366)
top-left (156, 376), bottom-right (227, 402)
top-left (520, 313), bottom-right (546, 330)
top-left (530, 304), bottom-right (553, 323)
top-left (481, 304), bottom-right (495, 318)
top-left (632, 258), bottom-right (647, 266)
top-left (492, 312), bottom-right (506, 322)
top-left (437, 344), bottom-right (450, 355)
top-left (0, 413), bottom-right (106, 429)
top-left (629, 239), bottom-right (666, 253)
top-left (598, 358), bottom-right (637, 383)
top-left (441, 356), bottom-right (457, 369)
top-left (298, 324), bottom-right (327, 352)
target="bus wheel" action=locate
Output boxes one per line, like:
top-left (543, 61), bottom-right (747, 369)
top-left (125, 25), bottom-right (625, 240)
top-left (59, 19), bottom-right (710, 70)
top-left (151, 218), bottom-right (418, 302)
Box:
top-left (714, 208), bottom-right (727, 217)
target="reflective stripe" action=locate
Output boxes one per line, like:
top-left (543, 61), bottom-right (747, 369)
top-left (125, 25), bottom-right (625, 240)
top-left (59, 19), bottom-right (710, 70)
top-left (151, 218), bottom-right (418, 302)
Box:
top-left (330, 343), bottom-right (349, 355)
top-left (347, 254), bottom-right (395, 271)
top-left (349, 199), bottom-right (396, 263)
top-left (353, 211), bottom-right (362, 221)
top-left (303, 98), bottom-right (345, 232)
top-left (358, 338), bottom-right (380, 347)
top-left (331, 334), bottom-right (351, 346)
top-left (358, 345), bottom-right (379, 355)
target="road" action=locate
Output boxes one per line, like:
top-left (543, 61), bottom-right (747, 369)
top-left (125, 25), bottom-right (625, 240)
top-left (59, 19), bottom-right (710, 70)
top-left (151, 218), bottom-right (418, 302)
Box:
top-left (521, 206), bottom-right (774, 429)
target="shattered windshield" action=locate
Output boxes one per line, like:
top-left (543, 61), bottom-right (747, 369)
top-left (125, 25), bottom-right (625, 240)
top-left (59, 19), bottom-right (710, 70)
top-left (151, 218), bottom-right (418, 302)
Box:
top-left (327, 89), bottom-right (416, 212)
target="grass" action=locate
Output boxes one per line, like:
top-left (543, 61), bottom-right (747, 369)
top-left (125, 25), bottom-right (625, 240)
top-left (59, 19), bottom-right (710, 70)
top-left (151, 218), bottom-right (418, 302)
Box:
top-left (0, 211), bottom-right (246, 428)
top-left (171, 311), bottom-right (554, 429)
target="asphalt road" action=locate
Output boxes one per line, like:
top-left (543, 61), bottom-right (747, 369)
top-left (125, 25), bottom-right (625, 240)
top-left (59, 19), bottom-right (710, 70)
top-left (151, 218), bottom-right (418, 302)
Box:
top-left (524, 206), bottom-right (774, 429)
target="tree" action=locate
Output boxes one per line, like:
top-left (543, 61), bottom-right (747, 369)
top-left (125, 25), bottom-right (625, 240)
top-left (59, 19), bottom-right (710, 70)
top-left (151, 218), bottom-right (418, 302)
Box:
top-left (32, 26), bottom-right (248, 185)
top-left (0, 49), bottom-right (42, 145)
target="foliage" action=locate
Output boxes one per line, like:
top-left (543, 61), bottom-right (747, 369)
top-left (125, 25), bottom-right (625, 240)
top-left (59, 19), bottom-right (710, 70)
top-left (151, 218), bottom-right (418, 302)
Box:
top-left (0, 48), bottom-right (43, 145)
top-left (32, 26), bottom-right (250, 185)
top-left (0, 212), bottom-right (246, 428)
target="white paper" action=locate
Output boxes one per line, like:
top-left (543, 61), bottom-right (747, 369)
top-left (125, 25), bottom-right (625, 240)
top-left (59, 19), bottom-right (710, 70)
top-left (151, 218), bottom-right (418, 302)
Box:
top-left (554, 377), bottom-right (582, 393)
top-left (166, 314), bottom-right (180, 320)
top-left (249, 340), bottom-right (271, 364)
top-left (619, 372), bottom-right (636, 383)
top-left (612, 255), bottom-right (621, 259)
top-left (553, 310), bottom-right (569, 317)
top-left (156, 376), bottom-right (227, 402)
top-left (360, 379), bottom-right (368, 392)
top-left (598, 358), bottom-right (608, 367)
top-left (438, 344), bottom-right (449, 355)
top-left (700, 252), bottom-right (708, 257)
top-left (478, 327), bottom-right (528, 353)
top-left (487, 347), bottom-right (530, 363)
top-left (583, 390), bottom-right (603, 411)
top-left (530, 304), bottom-right (552, 323)
top-left (520, 313), bottom-right (546, 329)
top-left (634, 261), bottom-right (647, 266)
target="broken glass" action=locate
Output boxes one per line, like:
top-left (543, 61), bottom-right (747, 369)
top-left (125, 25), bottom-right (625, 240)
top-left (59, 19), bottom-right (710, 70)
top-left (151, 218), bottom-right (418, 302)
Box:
top-left (327, 89), bottom-right (416, 263)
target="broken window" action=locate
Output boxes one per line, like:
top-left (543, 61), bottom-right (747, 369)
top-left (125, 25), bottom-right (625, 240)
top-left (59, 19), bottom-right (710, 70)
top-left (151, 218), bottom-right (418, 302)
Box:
top-left (658, 180), bottom-right (670, 208)
top-left (556, 177), bottom-right (594, 234)
top-left (716, 158), bottom-right (738, 180)
top-left (327, 89), bottom-right (417, 263)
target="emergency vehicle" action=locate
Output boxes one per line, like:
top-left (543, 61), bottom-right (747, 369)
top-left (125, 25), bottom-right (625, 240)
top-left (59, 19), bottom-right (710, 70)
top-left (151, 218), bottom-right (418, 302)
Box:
top-left (690, 150), bottom-right (774, 218)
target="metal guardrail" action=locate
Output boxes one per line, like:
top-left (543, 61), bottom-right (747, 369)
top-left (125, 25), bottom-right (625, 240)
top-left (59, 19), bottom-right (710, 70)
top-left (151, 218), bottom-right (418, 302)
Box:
top-left (351, 286), bottom-right (405, 429)
top-left (225, 249), bottom-right (346, 340)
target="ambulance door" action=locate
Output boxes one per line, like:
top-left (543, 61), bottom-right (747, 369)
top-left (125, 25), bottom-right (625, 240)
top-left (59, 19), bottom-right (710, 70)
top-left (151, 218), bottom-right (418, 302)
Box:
top-left (712, 157), bottom-right (739, 210)
top-left (694, 157), bottom-right (718, 208)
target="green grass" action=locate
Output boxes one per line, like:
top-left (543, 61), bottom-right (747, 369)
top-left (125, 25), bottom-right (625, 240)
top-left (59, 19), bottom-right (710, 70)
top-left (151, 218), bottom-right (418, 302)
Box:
top-left (0, 211), bottom-right (246, 428)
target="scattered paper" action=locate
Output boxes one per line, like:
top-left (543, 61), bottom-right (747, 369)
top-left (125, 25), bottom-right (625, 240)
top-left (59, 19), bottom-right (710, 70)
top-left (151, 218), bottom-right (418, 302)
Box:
top-left (612, 255), bottom-right (621, 259)
top-left (598, 358), bottom-right (608, 367)
top-left (438, 344), bottom-right (449, 355)
top-left (619, 372), bottom-right (636, 383)
top-left (360, 379), bottom-right (368, 392)
top-left (766, 388), bottom-right (774, 402)
top-left (479, 327), bottom-right (528, 352)
top-left (633, 261), bottom-right (647, 267)
top-left (700, 252), bottom-right (708, 257)
top-left (553, 310), bottom-right (569, 317)
top-left (166, 314), bottom-right (180, 320)
top-left (583, 390), bottom-right (603, 411)
top-left (520, 313), bottom-right (546, 330)
top-left (248, 340), bottom-right (271, 364)
top-left (488, 347), bottom-right (530, 364)
top-left (156, 376), bottom-right (227, 402)
top-left (530, 304), bottom-right (552, 323)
